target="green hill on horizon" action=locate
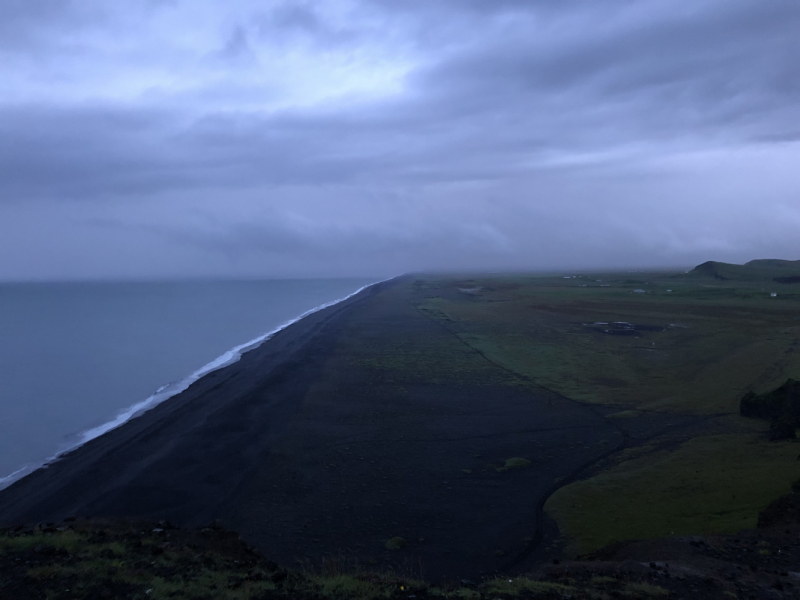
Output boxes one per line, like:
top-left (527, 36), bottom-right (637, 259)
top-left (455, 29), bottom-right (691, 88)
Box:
top-left (689, 258), bottom-right (800, 282)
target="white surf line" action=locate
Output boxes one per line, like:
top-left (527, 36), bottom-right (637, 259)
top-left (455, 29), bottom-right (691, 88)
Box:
top-left (0, 275), bottom-right (400, 490)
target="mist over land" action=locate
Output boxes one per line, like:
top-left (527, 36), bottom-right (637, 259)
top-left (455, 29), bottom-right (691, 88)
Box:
top-left (2, 2), bottom-right (800, 599)
top-left (1, 0), bottom-right (799, 280)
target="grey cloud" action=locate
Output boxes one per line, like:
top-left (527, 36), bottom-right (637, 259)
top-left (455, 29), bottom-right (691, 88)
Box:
top-left (0, 1), bottom-right (115, 53)
top-left (0, 0), bottom-right (798, 278)
top-left (258, 4), bottom-right (325, 38)
top-left (0, 107), bottom-right (188, 199)
top-left (252, 2), bottom-right (360, 48)
top-left (216, 26), bottom-right (255, 62)
top-left (415, 0), bottom-right (798, 137)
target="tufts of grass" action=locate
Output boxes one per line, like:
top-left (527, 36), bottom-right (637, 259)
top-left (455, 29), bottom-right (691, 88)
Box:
top-left (483, 577), bottom-right (576, 596)
top-left (0, 517), bottom-right (763, 600)
top-left (0, 523), bottom-right (290, 600)
top-left (623, 581), bottom-right (670, 597)
top-left (546, 429), bottom-right (800, 555)
top-left (312, 574), bottom-right (393, 600)
top-left (0, 529), bottom-right (86, 553)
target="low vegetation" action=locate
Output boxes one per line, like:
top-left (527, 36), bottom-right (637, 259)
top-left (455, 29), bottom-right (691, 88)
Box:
top-left (6, 517), bottom-right (786, 599)
top-left (412, 262), bottom-right (800, 555)
top-left (545, 425), bottom-right (800, 555)
top-left (417, 269), bottom-right (800, 414)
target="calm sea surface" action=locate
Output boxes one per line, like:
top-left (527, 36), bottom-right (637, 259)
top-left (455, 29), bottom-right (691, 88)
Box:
top-left (0, 279), bottom-right (375, 483)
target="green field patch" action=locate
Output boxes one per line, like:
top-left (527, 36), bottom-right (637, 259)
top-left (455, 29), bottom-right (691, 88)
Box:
top-left (413, 272), bottom-right (800, 414)
top-left (545, 431), bottom-right (800, 555)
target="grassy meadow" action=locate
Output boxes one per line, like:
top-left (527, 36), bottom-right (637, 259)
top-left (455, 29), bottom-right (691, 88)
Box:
top-left (546, 423), bottom-right (800, 554)
top-left (415, 268), bottom-right (800, 414)
top-left (410, 262), bottom-right (800, 553)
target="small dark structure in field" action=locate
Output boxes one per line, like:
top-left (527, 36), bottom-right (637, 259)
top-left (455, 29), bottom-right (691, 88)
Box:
top-left (740, 379), bottom-right (800, 440)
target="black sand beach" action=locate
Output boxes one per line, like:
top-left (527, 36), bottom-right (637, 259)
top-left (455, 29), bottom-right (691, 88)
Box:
top-left (0, 276), bottom-right (628, 580)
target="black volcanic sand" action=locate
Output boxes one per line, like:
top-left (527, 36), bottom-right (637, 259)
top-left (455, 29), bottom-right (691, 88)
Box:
top-left (1, 276), bottom-right (639, 580)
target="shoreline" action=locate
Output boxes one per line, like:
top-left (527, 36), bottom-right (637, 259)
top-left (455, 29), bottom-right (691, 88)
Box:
top-left (0, 273), bottom-right (621, 580)
top-left (0, 276), bottom-right (397, 491)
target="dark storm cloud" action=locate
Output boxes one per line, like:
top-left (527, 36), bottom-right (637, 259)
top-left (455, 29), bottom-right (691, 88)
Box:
top-left (414, 0), bottom-right (798, 133)
top-left (0, 0), bottom-right (798, 279)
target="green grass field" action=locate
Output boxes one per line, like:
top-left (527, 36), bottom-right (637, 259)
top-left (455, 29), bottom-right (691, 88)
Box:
top-left (410, 264), bottom-right (800, 553)
top-left (415, 269), bottom-right (800, 414)
top-left (545, 425), bottom-right (800, 555)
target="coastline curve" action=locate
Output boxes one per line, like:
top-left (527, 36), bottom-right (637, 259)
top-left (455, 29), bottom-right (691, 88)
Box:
top-left (0, 275), bottom-right (399, 491)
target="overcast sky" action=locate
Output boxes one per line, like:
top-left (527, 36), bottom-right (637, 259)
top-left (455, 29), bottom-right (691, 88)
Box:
top-left (1, 0), bottom-right (798, 279)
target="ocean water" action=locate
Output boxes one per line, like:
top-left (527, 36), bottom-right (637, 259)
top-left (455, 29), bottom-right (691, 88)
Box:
top-left (0, 278), bottom-right (375, 486)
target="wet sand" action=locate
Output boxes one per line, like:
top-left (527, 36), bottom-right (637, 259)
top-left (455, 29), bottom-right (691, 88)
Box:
top-left (0, 276), bottom-right (624, 580)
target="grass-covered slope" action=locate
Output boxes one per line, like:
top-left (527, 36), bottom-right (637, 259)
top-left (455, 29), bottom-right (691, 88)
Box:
top-left (410, 267), bottom-right (800, 556)
top-left (0, 519), bottom-right (434, 600)
top-left (0, 518), bottom-right (669, 600)
top-left (545, 424), bottom-right (800, 555)
top-left (414, 269), bottom-right (800, 414)
top-left (689, 259), bottom-right (800, 282)
top-left (4, 509), bottom-right (800, 600)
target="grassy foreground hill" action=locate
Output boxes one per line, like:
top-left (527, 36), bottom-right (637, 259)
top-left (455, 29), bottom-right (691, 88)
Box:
top-left (4, 486), bottom-right (800, 600)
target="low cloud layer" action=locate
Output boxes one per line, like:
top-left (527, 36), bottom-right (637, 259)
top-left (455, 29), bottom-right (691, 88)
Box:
top-left (1, 0), bottom-right (798, 279)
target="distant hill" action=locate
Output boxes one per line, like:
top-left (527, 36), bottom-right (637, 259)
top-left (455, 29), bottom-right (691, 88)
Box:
top-left (689, 259), bottom-right (800, 282)
top-left (745, 259), bottom-right (800, 269)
